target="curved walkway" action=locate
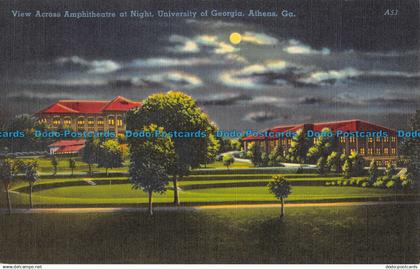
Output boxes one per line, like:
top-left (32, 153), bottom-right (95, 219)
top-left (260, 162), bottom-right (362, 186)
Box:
top-left (0, 200), bottom-right (419, 214)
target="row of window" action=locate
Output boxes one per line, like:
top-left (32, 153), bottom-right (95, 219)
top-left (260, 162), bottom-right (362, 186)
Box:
top-left (338, 137), bottom-right (396, 143)
top-left (353, 147), bottom-right (396, 156)
top-left (47, 116), bottom-right (124, 127)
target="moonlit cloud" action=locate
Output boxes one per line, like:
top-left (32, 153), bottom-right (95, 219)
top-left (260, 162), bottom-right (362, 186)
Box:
top-left (55, 56), bottom-right (121, 74)
top-left (241, 32), bottom-right (279, 46)
top-left (129, 57), bottom-right (220, 67)
top-left (283, 39), bottom-right (330, 55)
top-left (147, 71), bottom-right (203, 89)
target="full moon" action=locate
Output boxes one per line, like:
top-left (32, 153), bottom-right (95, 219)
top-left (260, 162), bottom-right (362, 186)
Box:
top-left (229, 32), bottom-right (242, 45)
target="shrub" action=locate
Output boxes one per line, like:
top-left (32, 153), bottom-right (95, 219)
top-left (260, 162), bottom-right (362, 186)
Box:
top-left (330, 181), bottom-right (336, 186)
top-left (325, 182), bottom-right (331, 186)
top-left (342, 180), bottom-right (349, 186)
top-left (349, 179), bottom-right (357, 186)
top-left (373, 180), bottom-right (384, 188)
top-left (337, 180), bottom-right (342, 186)
top-left (386, 180), bottom-right (395, 189)
top-left (361, 182), bottom-right (368, 188)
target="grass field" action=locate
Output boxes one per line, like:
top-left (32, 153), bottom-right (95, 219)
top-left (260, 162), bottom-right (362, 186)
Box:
top-left (0, 204), bottom-right (418, 263)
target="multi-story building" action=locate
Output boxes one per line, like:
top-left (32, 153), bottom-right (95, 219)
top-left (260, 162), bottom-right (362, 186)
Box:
top-left (243, 119), bottom-right (398, 166)
top-left (36, 96), bottom-right (141, 134)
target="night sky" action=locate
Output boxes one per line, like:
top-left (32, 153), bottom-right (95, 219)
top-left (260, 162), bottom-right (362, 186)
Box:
top-left (0, 0), bottom-right (419, 130)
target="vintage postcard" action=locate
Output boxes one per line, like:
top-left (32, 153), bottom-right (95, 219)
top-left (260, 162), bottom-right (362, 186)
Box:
top-left (0, 0), bottom-right (419, 267)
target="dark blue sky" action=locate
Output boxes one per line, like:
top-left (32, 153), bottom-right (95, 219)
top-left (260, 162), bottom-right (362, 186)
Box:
top-left (0, 0), bottom-right (419, 129)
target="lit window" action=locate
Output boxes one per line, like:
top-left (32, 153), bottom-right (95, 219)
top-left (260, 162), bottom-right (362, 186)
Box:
top-left (375, 148), bottom-right (381, 155)
top-left (384, 148), bottom-right (389, 155)
top-left (359, 148), bottom-right (365, 155)
top-left (376, 137), bottom-right (381, 142)
top-left (117, 117), bottom-right (123, 127)
top-left (97, 118), bottom-right (104, 126)
top-left (108, 117), bottom-right (115, 126)
top-left (391, 148), bottom-right (396, 155)
top-left (391, 137), bottom-right (396, 142)
top-left (88, 117), bottom-right (95, 126)
top-left (340, 137), bottom-right (346, 143)
top-left (63, 118), bottom-right (72, 126)
top-left (369, 137), bottom-right (373, 143)
top-left (384, 137), bottom-right (389, 142)
top-left (368, 148), bottom-right (373, 155)
top-left (77, 117), bottom-right (85, 126)
top-left (350, 149), bottom-right (355, 154)
top-left (53, 117), bottom-right (61, 126)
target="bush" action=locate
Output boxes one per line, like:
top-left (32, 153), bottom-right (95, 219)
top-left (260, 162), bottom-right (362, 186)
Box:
top-left (386, 180), bottom-right (395, 189)
top-left (342, 180), bottom-right (349, 186)
top-left (325, 182), bottom-right (331, 186)
top-left (349, 179), bottom-right (357, 186)
top-left (361, 182), bottom-right (368, 188)
top-left (330, 181), bottom-right (336, 186)
top-left (373, 180), bottom-right (385, 188)
top-left (337, 180), bottom-right (342, 186)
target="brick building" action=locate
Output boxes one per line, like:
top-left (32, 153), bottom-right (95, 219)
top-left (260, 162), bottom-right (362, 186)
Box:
top-left (243, 119), bottom-right (398, 166)
top-left (36, 96), bottom-right (141, 133)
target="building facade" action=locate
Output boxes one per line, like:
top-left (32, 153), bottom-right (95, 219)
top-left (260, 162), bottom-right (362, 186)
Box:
top-left (243, 120), bottom-right (398, 166)
top-left (36, 96), bottom-right (141, 134)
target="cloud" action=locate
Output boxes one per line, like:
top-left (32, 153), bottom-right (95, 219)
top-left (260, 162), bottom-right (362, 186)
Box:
top-left (168, 35), bottom-right (200, 53)
top-left (219, 60), bottom-right (309, 89)
top-left (55, 56), bottom-right (121, 74)
top-left (129, 57), bottom-right (220, 68)
top-left (298, 68), bottom-right (360, 86)
top-left (243, 111), bottom-right (277, 123)
top-left (241, 32), bottom-right (278, 46)
top-left (146, 71), bottom-right (203, 89)
top-left (197, 93), bottom-right (251, 106)
top-left (283, 39), bottom-right (330, 55)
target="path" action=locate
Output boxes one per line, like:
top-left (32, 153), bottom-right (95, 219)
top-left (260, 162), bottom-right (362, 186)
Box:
top-left (0, 200), bottom-right (418, 214)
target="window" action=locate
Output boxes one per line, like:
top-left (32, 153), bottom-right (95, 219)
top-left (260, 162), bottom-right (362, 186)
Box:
top-left (117, 117), bottom-right (123, 127)
top-left (391, 148), bottom-right (396, 155)
top-left (63, 117), bottom-right (72, 126)
top-left (368, 148), bottom-right (373, 155)
top-left (39, 118), bottom-right (47, 124)
top-left (53, 117), bottom-right (61, 126)
top-left (77, 117), bottom-right (85, 126)
top-left (349, 137), bottom-right (355, 143)
top-left (97, 117), bottom-right (104, 126)
top-left (375, 148), bottom-right (381, 155)
top-left (359, 148), bottom-right (365, 155)
top-left (384, 148), bottom-right (389, 155)
top-left (350, 149), bottom-right (355, 154)
top-left (376, 137), bottom-right (381, 142)
top-left (384, 137), bottom-right (389, 142)
top-left (88, 117), bottom-right (95, 126)
top-left (369, 137), bottom-right (373, 143)
top-left (108, 117), bottom-right (115, 126)
top-left (391, 137), bottom-right (396, 143)
top-left (340, 137), bottom-right (346, 143)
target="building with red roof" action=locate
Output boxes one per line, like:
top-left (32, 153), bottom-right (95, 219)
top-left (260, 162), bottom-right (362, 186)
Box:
top-left (48, 139), bottom-right (85, 155)
top-left (243, 119), bottom-right (398, 166)
top-left (36, 96), bottom-right (141, 133)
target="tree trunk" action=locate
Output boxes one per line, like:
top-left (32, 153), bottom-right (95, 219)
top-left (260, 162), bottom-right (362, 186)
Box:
top-left (148, 191), bottom-right (153, 216)
top-left (173, 177), bottom-right (180, 206)
top-left (88, 163), bottom-right (92, 176)
top-left (29, 182), bottom-right (33, 209)
top-left (280, 197), bottom-right (284, 218)
top-left (4, 182), bottom-right (11, 215)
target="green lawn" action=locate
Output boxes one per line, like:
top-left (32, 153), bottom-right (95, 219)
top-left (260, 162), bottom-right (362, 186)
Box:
top-left (5, 185), bottom-right (414, 206)
top-left (0, 204), bottom-right (418, 263)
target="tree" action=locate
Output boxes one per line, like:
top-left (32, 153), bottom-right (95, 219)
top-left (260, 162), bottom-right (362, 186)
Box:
top-left (249, 142), bottom-right (263, 166)
top-left (129, 124), bottom-right (175, 216)
top-left (68, 158), bottom-right (76, 176)
top-left (349, 151), bottom-right (365, 176)
top-left (287, 129), bottom-right (311, 164)
top-left (317, 156), bottom-right (327, 175)
top-left (97, 140), bottom-right (123, 177)
top-left (326, 151), bottom-right (341, 173)
top-left (223, 154), bottom-right (235, 169)
top-left (307, 128), bottom-right (336, 164)
top-left (269, 144), bottom-right (285, 167)
top-left (51, 156), bottom-right (58, 176)
top-left (202, 134), bottom-right (220, 168)
top-left (268, 176), bottom-right (292, 218)
top-left (368, 159), bottom-right (379, 185)
top-left (23, 161), bottom-right (39, 208)
top-left (399, 110), bottom-right (420, 189)
top-left (127, 91), bottom-right (216, 206)
top-left (385, 163), bottom-right (396, 180)
top-left (82, 137), bottom-right (98, 175)
top-left (342, 159), bottom-right (352, 179)
top-left (0, 158), bottom-right (15, 214)
top-left (261, 152), bottom-right (269, 167)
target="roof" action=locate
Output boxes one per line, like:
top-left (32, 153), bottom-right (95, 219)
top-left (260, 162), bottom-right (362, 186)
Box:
top-left (48, 139), bottom-right (85, 147)
top-left (37, 96), bottom-right (141, 115)
top-left (55, 144), bottom-right (85, 154)
top-left (243, 119), bottom-right (396, 141)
